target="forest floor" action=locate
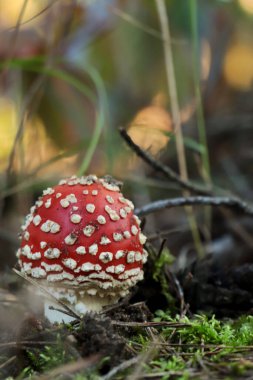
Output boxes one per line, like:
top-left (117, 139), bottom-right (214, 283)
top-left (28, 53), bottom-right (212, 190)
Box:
top-left (1, 246), bottom-right (253, 380)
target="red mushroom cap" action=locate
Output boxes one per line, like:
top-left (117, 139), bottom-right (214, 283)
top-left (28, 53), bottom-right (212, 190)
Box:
top-left (17, 175), bottom-right (147, 299)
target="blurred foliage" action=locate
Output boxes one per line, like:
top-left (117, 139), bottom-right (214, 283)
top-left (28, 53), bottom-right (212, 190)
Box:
top-left (0, 0), bottom-right (252, 267)
top-left (0, 0), bottom-right (252, 180)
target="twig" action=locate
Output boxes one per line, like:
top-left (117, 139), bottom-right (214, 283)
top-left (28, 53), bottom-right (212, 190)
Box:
top-left (0, 341), bottom-right (56, 348)
top-left (101, 356), bottom-right (140, 380)
top-left (119, 127), bottom-right (253, 249)
top-left (101, 293), bottom-right (133, 314)
top-left (28, 356), bottom-right (100, 380)
top-left (165, 269), bottom-right (186, 317)
top-left (0, 355), bottom-right (16, 370)
top-left (119, 127), bottom-right (211, 195)
top-left (111, 321), bottom-right (191, 328)
top-left (13, 268), bottom-right (80, 320)
top-left (137, 370), bottom-right (197, 379)
top-left (112, 7), bottom-right (163, 40)
top-left (135, 196), bottom-right (253, 217)
top-left (157, 238), bottom-right (167, 258)
top-left (48, 305), bottom-right (81, 319)
top-left (148, 225), bottom-right (190, 241)
top-left (149, 343), bottom-right (253, 350)
top-left (6, 0), bottom-right (60, 31)
top-left (111, 6), bottom-right (188, 44)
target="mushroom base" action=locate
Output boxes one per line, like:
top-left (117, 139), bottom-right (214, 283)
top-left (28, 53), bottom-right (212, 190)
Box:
top-left (43, 286), bottom-right (122, 324)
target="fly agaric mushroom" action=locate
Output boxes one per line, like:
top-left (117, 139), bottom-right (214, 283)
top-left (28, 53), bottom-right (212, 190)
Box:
top-left (17, 175), bottom-right (148, 323)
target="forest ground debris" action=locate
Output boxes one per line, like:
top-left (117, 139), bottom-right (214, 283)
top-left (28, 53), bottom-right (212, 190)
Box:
top-left (2, 306), bottom-right (253, 379)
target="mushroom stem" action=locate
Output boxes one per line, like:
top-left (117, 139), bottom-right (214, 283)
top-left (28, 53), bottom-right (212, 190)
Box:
top-left (43, 290), bottom-right (119, 324)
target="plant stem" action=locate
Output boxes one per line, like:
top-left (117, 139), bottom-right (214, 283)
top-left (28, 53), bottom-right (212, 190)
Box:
top-left (189, 0), bottom-right (211, 183)
top-left (155, 0), bottom-right (204, 258)
top-left (189, 0), bottom-right (212, 240)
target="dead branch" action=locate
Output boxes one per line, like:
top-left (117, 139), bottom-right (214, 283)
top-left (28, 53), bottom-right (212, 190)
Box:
top-left (101, 356), bottom-right (140, 380)
top-left (0, 356), bottom-right (16, 370)
top-left (111, 321), bottom-right (191, 328)
top-left (28, 356), bottom-right (100, 380)
top-left (119, 127), bottom-right (253, 246)
top-left (119, 127), bottom-right (211, 195)
top-left (135, 196), bottom-right (253, 217)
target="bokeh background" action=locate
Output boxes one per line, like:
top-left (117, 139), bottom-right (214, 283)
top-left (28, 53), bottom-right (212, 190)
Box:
top-left (0, 0), bottom-right (253, 271)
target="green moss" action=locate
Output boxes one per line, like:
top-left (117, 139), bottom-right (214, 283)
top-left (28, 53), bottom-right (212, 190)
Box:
top-left (152, 247), bottom-right (176, 305)
top-left (18, 334), bottom-right (75, 378)
top-left (14, 313), bottom-right (253, 380)
top-left (133, 311), bottom-right (253, 379)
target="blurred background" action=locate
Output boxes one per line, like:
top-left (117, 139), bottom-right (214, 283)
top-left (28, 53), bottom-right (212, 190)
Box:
top-left (0, 0), bottom-right (253, 272)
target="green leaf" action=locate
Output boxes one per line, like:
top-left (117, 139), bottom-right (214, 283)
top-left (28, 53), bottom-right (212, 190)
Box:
top-left (183, 136), bottom-right (206, 154)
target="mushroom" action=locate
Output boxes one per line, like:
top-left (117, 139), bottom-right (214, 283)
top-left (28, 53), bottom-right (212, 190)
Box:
top-left (17, 175), bottom-right (148, 323)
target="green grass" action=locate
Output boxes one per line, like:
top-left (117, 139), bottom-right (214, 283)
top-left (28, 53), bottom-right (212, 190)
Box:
top-left (0, 57), bottom-right (106, 178)
top-left (189, 0), bottom-right (211, 183)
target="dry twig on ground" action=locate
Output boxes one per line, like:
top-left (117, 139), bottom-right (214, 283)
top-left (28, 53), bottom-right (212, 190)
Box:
top-left (120, 127), bottom-right (253, 220)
